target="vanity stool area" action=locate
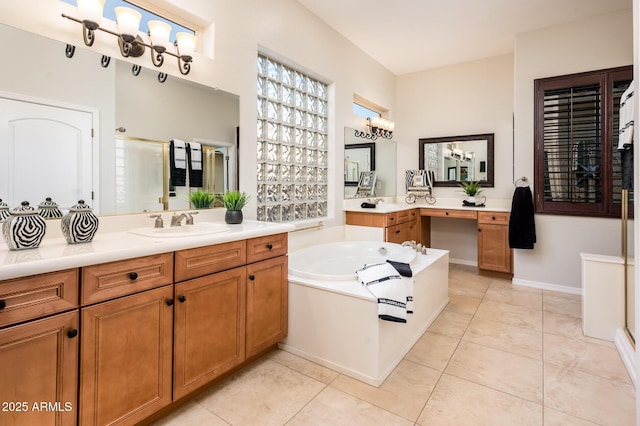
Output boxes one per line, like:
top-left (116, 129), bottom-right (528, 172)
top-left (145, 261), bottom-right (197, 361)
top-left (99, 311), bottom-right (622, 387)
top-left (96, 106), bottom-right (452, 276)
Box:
top-left (0, 223), bottom-right (292, 426)
top-left (345, 201), bottom-right (513, 276)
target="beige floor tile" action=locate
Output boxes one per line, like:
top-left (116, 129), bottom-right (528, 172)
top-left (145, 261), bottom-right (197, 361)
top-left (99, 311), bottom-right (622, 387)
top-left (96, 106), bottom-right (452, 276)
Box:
top-left (405, 331), bottom-right (460, 371)
top-left (446, 293), bottom-right (482, 315)
top-left (448, 277), bottom-right (490, 298)
top-left (417, 374), bottom-right (543, 426)
top-left (196, 358), bottom-right (325, 426)
top-left (542, 311), bottom-right (614, 347)
top-left (449, 265), bottom-right (493, 284)
top-left (475, 299), bottom-right (543, 330)
top-left (543, 292), bottom-right (582, 318)
top-left (330, 359), bottom-right (440, 421)
top-left (427, 309), bottom-right (473, 338)
top-left (544, 407), bottom-right (599, 425)
top-left (266, 349), bottom-right (339, 384)
top-left (484, 281), bottom-right (543, 310)
top-left (445, 340), bottom-right (543, 404)
top-left (288, 386), bottom-right (413, 426)
top-left (544, 363), bottom-right (635, 426)
top-left (543, 333), bottom-right (632, 383)
top-left (152, 402), bottom-right (229, 426)
top-left (463, 317), bottom-right (543, 360)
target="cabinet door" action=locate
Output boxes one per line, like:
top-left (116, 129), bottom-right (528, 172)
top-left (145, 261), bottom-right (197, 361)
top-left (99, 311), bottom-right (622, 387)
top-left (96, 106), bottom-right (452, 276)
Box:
top-left (246, 256), bottom-right (288, 358)
top-left (0, 311), bottom-right (78, 426)
top-left (173, 267), bottom-right (246, 399)
top-left (478, 223), bottom-right (512, 273)
top-left (386, 220), bottom-right (418, 244)
top-left (80, 285), bottom-right (173, 426)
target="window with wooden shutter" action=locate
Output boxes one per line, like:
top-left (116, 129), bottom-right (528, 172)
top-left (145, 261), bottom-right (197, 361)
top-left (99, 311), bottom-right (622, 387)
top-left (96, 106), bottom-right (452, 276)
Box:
top-left (534, 66), bottom-right (633, 217)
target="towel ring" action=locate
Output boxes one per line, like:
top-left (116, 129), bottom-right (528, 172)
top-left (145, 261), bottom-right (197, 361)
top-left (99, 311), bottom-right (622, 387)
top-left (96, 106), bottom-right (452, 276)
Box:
top-left (514, 177), bottom-right (529, 187)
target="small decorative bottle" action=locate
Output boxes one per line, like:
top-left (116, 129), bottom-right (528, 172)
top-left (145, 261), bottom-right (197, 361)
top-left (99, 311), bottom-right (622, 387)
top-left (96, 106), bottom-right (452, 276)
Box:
top-left (61, 200), bottom-right (99, 244)
top-left (37, 197), bottom-right (63, 219)
top-left (2, 201), bottom-right (47, 250)
top-left (0, 199), bottom-right (10, 222)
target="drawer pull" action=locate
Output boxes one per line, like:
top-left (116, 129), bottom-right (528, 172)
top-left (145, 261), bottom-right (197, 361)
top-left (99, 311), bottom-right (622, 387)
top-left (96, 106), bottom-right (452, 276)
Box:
top-left (0, 300), bottom-right (5, 310)
top-left (492, 216), bottom-right (496, 220)
top-left (395, 230), bottom-right (401, 234)
top-left (166, 299), bottom-right (174, 306)
top-left (129, 272), bottom-right (138, 281)
top-left (267, 243), bottom-right (273, 250)
top-left (445, 212), bottom-right (449, 215)
top-left (178, 295), bottom-right (186, 303)
top-left (67, 329), bottom-right (78, 339)
top-left (249, 274), bottom-right (255, 281)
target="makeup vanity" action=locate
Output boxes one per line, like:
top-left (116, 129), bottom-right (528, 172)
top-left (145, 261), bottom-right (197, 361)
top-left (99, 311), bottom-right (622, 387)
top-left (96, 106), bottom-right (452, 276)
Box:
top-left (345, 200), bottom-right (513, 276)
top-left (0, 221), bottom-right (292, 425)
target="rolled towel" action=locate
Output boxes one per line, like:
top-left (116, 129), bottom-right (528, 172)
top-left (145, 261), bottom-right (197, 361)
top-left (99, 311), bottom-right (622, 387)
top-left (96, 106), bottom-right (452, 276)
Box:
top-left (357, 262), bottom-right (407, 323)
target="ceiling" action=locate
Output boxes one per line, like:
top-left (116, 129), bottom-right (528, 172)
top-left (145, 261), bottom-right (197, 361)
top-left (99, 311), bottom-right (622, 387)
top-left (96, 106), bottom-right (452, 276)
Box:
top-left (296, 0), bottom-right (632, 75)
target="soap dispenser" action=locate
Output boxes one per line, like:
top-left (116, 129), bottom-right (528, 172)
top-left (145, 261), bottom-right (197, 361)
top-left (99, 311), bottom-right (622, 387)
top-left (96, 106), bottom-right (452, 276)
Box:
top-left (61, 200), bottom-right (99, 244)
top-left (2, 201), bottom-right (47, 250)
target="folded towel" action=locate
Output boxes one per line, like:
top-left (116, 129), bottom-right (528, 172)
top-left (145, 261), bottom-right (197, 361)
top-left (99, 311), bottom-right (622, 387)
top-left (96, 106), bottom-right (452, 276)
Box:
top-left (188, 142), bottom-right (203, 187)
top-left (170, 139), bottom-right (187, 187)
top-left (357, 262), bottom-right (408, 323)
top-left (386, 260), bottom-right (414, 314)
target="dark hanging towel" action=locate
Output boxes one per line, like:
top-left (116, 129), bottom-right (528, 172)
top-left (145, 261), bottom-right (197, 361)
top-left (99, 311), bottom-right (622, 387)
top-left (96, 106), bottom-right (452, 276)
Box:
top-left (509, 186), bottom-right (536, 249)
top-left (621, 147), bottom-right (633, 190)
top-left (169, 139), bottom-right (187, 187)
top-left (187, 142), bottom-right (204, 188)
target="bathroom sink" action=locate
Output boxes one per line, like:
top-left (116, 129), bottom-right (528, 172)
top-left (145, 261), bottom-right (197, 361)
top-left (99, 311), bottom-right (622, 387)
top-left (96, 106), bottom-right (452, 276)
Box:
top-left (128, 222), bottom-right (231, 238)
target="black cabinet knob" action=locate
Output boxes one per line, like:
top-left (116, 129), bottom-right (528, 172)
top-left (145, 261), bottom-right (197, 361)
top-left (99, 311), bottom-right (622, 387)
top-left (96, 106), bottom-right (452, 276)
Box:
top-left (178, 295), bottom-right (186, 303)
top-left (395, 230), bottom-right (401, 234)
top-left (492, 216), bottom-right (496, 220)
top-left (0, 300), bottom-right (6, 310)
top-left (267, 243), bottom-right (273, 250)
top-left (445, 212), bottom-right (449, 215)
top-left (129, 272), bottom-right (138, 280)
top-left (67, 329), bottom-right (78, 339)
top-left (249, 274), bottom-right (255, 281)
top-left (166, 299), bottom-right (174, 306)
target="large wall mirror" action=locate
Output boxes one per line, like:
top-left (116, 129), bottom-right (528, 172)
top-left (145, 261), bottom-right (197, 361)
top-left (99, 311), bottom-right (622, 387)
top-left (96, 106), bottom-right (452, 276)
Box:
top-left (0, 22), bottom-right (239, 216)
top-left (418, 133), bottom-right (494, 187)
top-left (344, 127), bottom-right (396, 198)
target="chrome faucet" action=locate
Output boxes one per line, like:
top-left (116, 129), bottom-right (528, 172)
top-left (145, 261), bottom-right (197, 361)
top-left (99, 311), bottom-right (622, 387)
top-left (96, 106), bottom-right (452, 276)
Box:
top-left (367, 198), bottom-right (384, 205)
top-left (170, 211), bottom-right (198, 227)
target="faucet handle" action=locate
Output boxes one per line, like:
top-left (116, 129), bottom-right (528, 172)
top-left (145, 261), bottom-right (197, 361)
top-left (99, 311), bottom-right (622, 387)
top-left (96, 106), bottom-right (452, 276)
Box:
top-left (185, 211), bottom-right (199, 225)
top-left (149, 214), bottom-right (163, 228)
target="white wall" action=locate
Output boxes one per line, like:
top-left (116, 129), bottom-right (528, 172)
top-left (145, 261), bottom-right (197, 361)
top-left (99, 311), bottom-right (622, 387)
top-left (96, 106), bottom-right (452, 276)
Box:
top-left (513, 10), bottom-right (634, 289)
top-left (0, 0), bottom-right (396, 227)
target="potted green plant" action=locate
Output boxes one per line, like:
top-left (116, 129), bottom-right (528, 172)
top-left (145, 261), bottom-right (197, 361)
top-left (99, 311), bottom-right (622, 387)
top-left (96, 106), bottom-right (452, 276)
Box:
top-left (189, 190), bottom-right (216, 209)
top-left (222, 190), bottom-right (251, 224)
top-left (458, 181), bottom-right (483, 204)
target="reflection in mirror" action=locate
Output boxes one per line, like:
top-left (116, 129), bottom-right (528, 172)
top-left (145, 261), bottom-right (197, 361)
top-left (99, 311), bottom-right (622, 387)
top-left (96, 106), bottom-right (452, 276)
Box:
top-left (0, 22), bottom-right (239, 216)
top-left (344, 127), bottom-right (396, 198)
top-left (344, 143), bottom-right (375, 186)
top-left (418, 133), bottom-right (494, 187)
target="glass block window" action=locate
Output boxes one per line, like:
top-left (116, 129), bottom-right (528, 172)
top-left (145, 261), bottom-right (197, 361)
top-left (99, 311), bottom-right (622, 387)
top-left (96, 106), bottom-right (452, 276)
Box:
top-left (257, 54), bottom-right (329, 222)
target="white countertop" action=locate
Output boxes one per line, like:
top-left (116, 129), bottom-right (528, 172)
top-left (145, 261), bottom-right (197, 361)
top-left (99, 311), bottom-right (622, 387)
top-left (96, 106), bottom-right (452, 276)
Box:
top-left (0, 220), bottom-right (294, 281)
top-left (343, 197), bottom-right (511, 213)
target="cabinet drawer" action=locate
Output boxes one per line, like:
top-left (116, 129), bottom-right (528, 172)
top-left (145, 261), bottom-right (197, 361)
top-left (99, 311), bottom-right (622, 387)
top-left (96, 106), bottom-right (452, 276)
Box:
top-left (81, 253), bottom-right (173, 305)
top-left (421, 208), bottom-right (478, 220)
top-left (0, 269), bottom-right (78, 328)
top-left (478, 211), bottom-right (510, 225)
top-left (247, 233), bottom-right (288, 264)
top-left (395, 209), bottom-right (418, 224)
top-left (175, 240), bottom-right (246, 282)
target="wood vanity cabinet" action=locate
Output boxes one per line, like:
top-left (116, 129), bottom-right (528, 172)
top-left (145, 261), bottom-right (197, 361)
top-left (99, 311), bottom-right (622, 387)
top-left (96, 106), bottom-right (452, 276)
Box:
top-left (346, 209), bottom-right (418, 244)
top-left (0, 269), bottom-right (79, 426)
top-left (477, 212), bottom-right (512, 274)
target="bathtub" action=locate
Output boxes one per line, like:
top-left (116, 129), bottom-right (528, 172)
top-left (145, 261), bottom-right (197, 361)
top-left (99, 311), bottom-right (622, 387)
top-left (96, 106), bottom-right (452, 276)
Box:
top-left (281, 241), bottom-right (449, 387)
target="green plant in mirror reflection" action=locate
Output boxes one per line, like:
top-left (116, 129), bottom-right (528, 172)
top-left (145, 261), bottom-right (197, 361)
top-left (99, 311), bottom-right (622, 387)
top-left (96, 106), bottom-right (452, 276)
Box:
top-left (189, 190), bottom-right (215, 209)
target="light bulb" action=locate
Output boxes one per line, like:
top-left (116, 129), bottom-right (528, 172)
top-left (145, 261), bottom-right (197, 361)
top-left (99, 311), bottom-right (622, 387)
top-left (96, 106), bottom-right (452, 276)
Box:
top-left (115, 7), bottom-right (141, 42)
top-left (148, 20), bottom-right (172, 49)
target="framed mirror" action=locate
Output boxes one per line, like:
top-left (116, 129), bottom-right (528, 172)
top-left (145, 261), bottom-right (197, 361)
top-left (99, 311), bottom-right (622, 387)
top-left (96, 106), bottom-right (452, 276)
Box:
top-left (418, 133), bottom-right (494, 187)
top-left (344, 142), bottom-right (375, 186)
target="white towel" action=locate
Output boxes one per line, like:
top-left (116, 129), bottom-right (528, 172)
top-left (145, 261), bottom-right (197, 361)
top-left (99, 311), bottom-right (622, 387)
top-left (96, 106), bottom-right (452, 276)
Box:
top-left (618, 81), bottom-right (634, 150)
top-left (356, 262), bottom-right (410, 323)
top-left (172, 139), bottom-right (187, 169)
top-left (188, 142), bottom-right (203, 171)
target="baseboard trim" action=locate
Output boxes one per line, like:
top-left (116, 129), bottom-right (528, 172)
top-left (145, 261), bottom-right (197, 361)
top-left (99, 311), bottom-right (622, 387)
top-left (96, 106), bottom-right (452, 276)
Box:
top-left (512, 277), bottom-right (583, 295)
top-left (449, 258), bottom-right (477, 267)
top-left (614, 328), bottom-right (637, 388)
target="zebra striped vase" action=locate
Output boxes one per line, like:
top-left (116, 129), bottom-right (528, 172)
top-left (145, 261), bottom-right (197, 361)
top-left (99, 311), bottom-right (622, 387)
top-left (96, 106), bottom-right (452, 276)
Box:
top-left (2, 202), bottom-right (47, 250)
top-left (61, 200), bottom-right (99, 244)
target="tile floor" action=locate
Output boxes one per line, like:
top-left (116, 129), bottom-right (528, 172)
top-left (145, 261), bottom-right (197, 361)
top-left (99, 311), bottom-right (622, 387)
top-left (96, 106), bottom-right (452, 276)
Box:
top-left (154, 264), bottom-right (636, 426)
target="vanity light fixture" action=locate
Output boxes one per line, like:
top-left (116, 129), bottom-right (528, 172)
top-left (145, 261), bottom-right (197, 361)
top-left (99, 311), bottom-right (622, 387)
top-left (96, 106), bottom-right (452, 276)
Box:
top-left (354, 117), bottom-right (395, 141)
top-left (62, 0), bottom-right (196, 76)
